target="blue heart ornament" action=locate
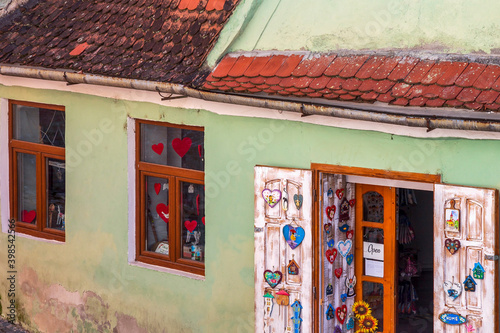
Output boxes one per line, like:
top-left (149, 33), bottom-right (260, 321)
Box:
top-left (327, 239), bottom-right (335, 248)
top-left (340, 293), bottom-right (347, 302)
top-left (346, 254), bottom-right (353, 265)
top-left (283, 224), bottom-right (305, 250)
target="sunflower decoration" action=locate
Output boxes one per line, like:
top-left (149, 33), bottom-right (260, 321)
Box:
top-left (357, 315), bottom-right (378, 333)
top-left (352, 300), bottom-right (371, 319)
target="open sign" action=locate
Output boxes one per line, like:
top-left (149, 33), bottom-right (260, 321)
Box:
top-left (363, 242), bottom-right (384, 261)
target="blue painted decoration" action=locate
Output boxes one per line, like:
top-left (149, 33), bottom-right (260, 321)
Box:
top-left (473, 262), bottom-right (485, 280)
top-left (326, 304), bottom-right (335, 320)
top-left (283, 225), bottom-right (305, 250)
top-left (439, 312), bottom-right (467, 325)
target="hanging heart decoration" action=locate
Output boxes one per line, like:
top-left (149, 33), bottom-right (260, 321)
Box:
top-left (262, 189), bottom-right (281, 208)
top-left (283, 225), bottom-right (305, 250)
top-left (325, 248), bottom-right (338, 264)
top-left (346, 230), bottom-right (354, 239)
top-left (202, 217), bottom-right (205, 225)
top-left (337, 239), bottom-right (352, 258)
top-left (327, 239), bottom-right (335, 248)
top-left (443, 281), bottom-right (462, 300)
top-left (172, 137), bottom-right (192, 157)
top-left (336, 189), bottom-right (345, 200)
top-left (324, 223), bottom-right (332, 235)
top-left (349, 199), bottom-right (356, 207)
top-left (154, 183), bottom-right (161, 195)
top-left (340, 293), bottom-right (347, 303)
top-left (21, 210), bottom-right (36, 223)
top-left (339, 223), bottom-right (350, 233)
top-left (184, 220), bottom-right (197, 232)
top-left (445, 238), bottom-right (461, 255)
top-left (326, 205), bottom-right (336, 221)
top-left (293, 194), bottom-right (303, 210)
top-left (156, 203), bottom-right (169, 223)
top-left (264, 270), bottom-right (282, 289)
top-left (336, 305), bottom-right (347, 324)
top-left (151, 143), bottom-right (164, 155)
top-left (347, 317), bottom-right (355, 330)
top-left (346, 254), bottom-right (353, 265)
top-left (327, 188), bottom-right (334, 198)
top-left (334, 268), bottom-right (343, 278)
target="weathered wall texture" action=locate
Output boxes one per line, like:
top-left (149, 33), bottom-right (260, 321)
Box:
top-left (221, 0), bottom-right (500, 56)
top-left (1, 84), bottom-right (500, 332)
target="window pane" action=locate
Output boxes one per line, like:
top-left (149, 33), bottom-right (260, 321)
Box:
top-left (140, 123), bottom-right (204, 171)
top-left (17, 153), bottom-right (37, 225)
top-left (363, 227), bottom-right (384, 277)
top-left (180, 181), bottom-right (205, 262)
top-left (145, 176), bottom-right (170, 255)
top-left (362, 281), bottom-right (384, 331)
top-left (13, 104), bottom-right (65, 147)
top-left (46, 158), bottom-right (65, 230)
top-left (363, 191), bottom-right (384, 223)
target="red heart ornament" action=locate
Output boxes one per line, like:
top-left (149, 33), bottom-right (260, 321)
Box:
top-left (185, 220), bottom-right (197, 232)
top-left (21, 210), bottom-right (36, 223)
top-left (335, 268), bottom-right (343, 279)
top-left (172, 137), bottom-right (192, 158)
top-left (336, 189), bottom-right (345, 200)
top-left (202, 217), bottom-right (205, 225)
top-left (154, 183), bottom-right (161, 195)
top-left (326, 205), bottom-right (336, 221)
top-left (326, 248), bottom-right (337, 264)
top-left (336, 305), bottom-right (347, 324)
top-left (349, 199), bottom-right (356, 207)
top-left (346, 230), bottom-right (354, 239)
top-left (151, 143), bottom-right (164, 155)
top-left (156, 203), bottom-right (169, 223)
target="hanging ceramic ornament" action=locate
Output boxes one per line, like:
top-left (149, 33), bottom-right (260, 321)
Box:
top-left (264, 270), bottom-right (282, 288)
top-left (324, 223), bottom-right (332, 235)
top-left (262, 189), bottom-right (281, 208)
top-left (473, 262), bottom-right (485, 280)
top-left (346, 230), bottom-right (354, 240)
top-left (338, 223), bottom-right (350, 233)
top-left (445, 199), bottom-right (460, 232)
top-left (263, 289), bottom-right (274, 317)
top-left (336, 305), bottom-right (347, 324)
top-left (326, 248), bottom-right (338, 264)
top-left (463, 274), bottom-right (477, 292)
top-left (283, 225), bottom-right (305, 249)
top-left (336, 189), bottom-right (345, 200)
top-left (327, 188), bottom-right (334, 198)
top-left (340, 293), bottom-right (347, 303)
top-left (337, 239), bottom-right (352, 258)
top-left (466, 324), bottom-right (475, 332)
top-left (345, 276), bottom-right (356, 298)
top-left (326, 205), bottom-right (336, 221)
top-left (445, 238), bottom-right (461, 255)
top-left (275, 289), bottom-right (290, 306)
top-left (444, 279), bottom-right (462, 300)
top-left (346, 254), bottom-right (354, 266)
top-left (291, 300), bottom-right (303, 330)
top-left (327, 239), bottom-right (335, 248)
top-left (439, 312), bottom-right (467, 325)
top-left (334, 268), bottom-right (342, 279)
top-left (326, 304), bottom-right (335, 320)
top-left (349, 199), bottom-right (356, 207)
top-left (346, 316), bottom-right (355, 330)
top-left (333, 325), bottom-right (342, 333)
top-left (287, 257), bottom-right (300, 276)
top-left (282, 187), bottom-right (289, 211)
top-left (293, 194), bottom-right (303, 210)
top-left (326, 284), bottom-right (334, 296)
top-left (339, 197), bottom-right (350, 222)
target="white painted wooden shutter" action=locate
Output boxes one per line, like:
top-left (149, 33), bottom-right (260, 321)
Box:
top-left (255, 166), bottom-right (313, 333)
top-left (434, 184), bottom-right (498, 332)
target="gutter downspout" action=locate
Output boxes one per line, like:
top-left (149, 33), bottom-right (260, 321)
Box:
top-left (2, 65), bottom-right (500, 132)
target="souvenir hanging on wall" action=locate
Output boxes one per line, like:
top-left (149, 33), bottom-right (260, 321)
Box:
top-left (333, 325), bottom-right (341, 333)
top-left (445, 199), bottom-right (460, 232)
top-left (349, 199), bottom-right (356, 207)
top-left (262, 188), bottom-right (281, 208)
top-left (327, 239), bottom-right (335, 248)
top-left (287, 257), bottom-right (300, 276)
top-left (325, 248), bottom-right (338, 264)
top-left (346, 254), bottom-right (353, 266)
top-left (340, 293), bottom-right (347, 303)
top-left (282, 186), bottom-right (289, 211)
top-left (337, 239), bottom-right (352, 258)
top-left (336, 189), bottom-right (345, 200)
top-left (334, 268), bottom-right (342, 279)
top-left (444, 278), bottom-right (462, 300)
top-left (439, 311), bottom-right (467, 325)
top-left (264, 270), bottom-right (282, 288)
top-left (263, 289), bottom-right (274, 317)
top-left (275, 289), bottom-right (290, 306)
top-left (463, 274), bottom-right (477, 292)
top-left (283, 224), bottom-right (305, 249)
top-left (294, 194), bottom-right (303, 210)
top-left (326, 284), bottom-right (334, 296)
top-left (345, 276), bottom-right (356, 298)
top-left (326, 304), bottom-right (335, 320)
top-left (327, 188), bottom-right (334, 198)
top-left (326, 205), bottom-right (336, 221)
top-left (338, 223), bottom-right (350, 233)
top-left (445, 238), bottom-right (461, 255)
top-left (290, 300), bottom-right (302, 333)
top-left (473, 262), bottom-right (485, 280)
top-left (339, 197), bottom-right (350, 222)
top-left (346, 316), bottom-right (355, 330)
top-left (336, 305), bottom-right (347, 324)
top-left (346, 230), bottom-right (354, 240)
top-left (324, 223), bottom-right (332, 235)
top-left (465, 324), bottom-right (475, 332)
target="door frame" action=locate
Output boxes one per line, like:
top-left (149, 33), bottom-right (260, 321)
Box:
top-left (311, 163), bottom-right (441, 333)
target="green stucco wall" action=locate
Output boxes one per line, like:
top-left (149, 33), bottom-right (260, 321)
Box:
top-left (215, 0), bottom-right (500, 62)
top-left (1, 85), bottom-right (500, 332)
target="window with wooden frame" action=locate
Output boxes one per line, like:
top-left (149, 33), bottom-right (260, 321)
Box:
top-left (9, 100), bottom-right (66, 241)
top-left (136, 120), bottom-right (205, 275)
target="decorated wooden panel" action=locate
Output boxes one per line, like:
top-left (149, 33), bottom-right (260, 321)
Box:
top-left (255, 166), bottom-right (312, 333)
top-left (319, 174), bottom-right (356, 333)
top-left (434, 184), bottom-right (498, 333)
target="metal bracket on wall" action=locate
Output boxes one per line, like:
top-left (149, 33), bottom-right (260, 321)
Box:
top-left (484, 254), bottom-right (499, 261)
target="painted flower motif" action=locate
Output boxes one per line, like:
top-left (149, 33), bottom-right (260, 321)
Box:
top-left (358, 315), bottom-right (378, 333)
top-left (352, 300), bottom-right (371, 319)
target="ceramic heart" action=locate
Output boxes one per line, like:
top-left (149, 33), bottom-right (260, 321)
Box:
top-left (262, 189), bottom-right (281, 208)
top-left (326, 205), bottom-right (336, 221)
top-left (151, 143), bottom-right (164, 155)
top-left (283, 225), bottom-right (305, 250)
top-left (334, 268), bottom-right (342, 278)
top-left (336, 189), bottom-right (345, 200)
top-left (346, 254), bottom-right (353, 265)
top-left (340, 293), bottom-right (347, 302)
top-left (154, 183), bottom-right (161, 195)
top-left (327, 239), bottom-right (335, 248)
top-left (264, 270), bottom-right (282, 288)
top-left (172, 137), bottom-right (192, 157)
top-left (336, 305), bottom-right (347, 324)
top-left (21, 210), bottom-right (36, 223)
top-left (324, 223), bottom-right (332, 234)
top-left (184, 220), bottom-right (197, 232)
top-left (445, 238), bottom-right (461, 255)
top-left (156, 203), bottom-right (169, 223)
top-left (349, 199), bottom-right (356, 207)
top-left (347, 317), bottom-right (354, 330)
top-left (293, 194), bottom-right (303, 210)
top-left (326, 248), bottom-right (337, 264)
top-left (444, 281), bottom-right (462, 300)
top-left (339, 223), bottom-right (349, 232)
top-left (337, 239), bottom-right (352, 258)
top-left (346, 230), bottom-right (354, 239)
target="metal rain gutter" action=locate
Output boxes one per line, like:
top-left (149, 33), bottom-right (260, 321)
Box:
top-left (2, 64), bottom-right (500, 132)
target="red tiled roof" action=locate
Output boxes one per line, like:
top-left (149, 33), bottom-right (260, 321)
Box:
top-left (203, 53), bottom-right (500, 112)
top-left (0, 0), bottom-right (240, 85)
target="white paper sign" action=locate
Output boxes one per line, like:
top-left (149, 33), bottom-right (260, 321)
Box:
top-left (363, 242), bottom-right (384, 261)
top-left (365, 259), bottom-right (384, 278)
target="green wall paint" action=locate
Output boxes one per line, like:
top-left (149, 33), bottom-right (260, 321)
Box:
top-left (1, 84), bottom-right (500, 331)
top-left (224, 0), bottom-right (500, 54)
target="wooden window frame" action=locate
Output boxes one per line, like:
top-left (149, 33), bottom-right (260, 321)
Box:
top-left (135, 119), bottom-right (205, 276)
top-left (8, 100), bottom-right (66, 242)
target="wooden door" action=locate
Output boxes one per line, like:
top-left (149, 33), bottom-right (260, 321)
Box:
top-left (254, 166), bottom-right (313, 333)
top-left (434, 184), bottom-right (498, 332)
top-left (355, 184), bottom-right (397, 333)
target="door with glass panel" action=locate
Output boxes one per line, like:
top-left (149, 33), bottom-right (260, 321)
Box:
top-left (355, 184), bottom-right (397, 333)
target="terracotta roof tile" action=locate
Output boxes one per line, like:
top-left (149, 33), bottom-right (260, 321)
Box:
top-left (387, 57), bottom-right (419, 81)
top-left (275, 55), bottom-right (304, 78)
top-left (309, 76), bottom-right (332, 90)
top-left (392, 98), bottom-right (409, 106)
top-left (372, 57), bottom-right (401, 80)
top-left (456, 87), bottom-right (481, 102)
top-left (425, 98), bottom-right (446, 107)
top-left (360, 91), bottom-right (379, 101)
top-left (324, 57), bottom-right (352, 76)
top-left (421, 61), bottom-right (452, 85)
top-left (476, 90), bottom-right (500, 104)
top-left (355, 56), bottom-right (386, 79)
top-left (473, 65), bottom-right (500, 90)
top-left (227, 56), bottom-right (255, 77)
top-left (421, 85), bottom-right (444, 98)
top-left (306, 55), bottom-right (337, 77)
top-left (339, 94), bottom-right (356, 101)
top-left (464, 102), bottom-right (483, 110)
top-left (455, 63), bottom-right (487, 87)
top-left (326, 77), bottom-right (345, 90)
top-left (377, 92), bottom-right (395, 103)
top-left (339, 55), bottom-right (370, 78)
top-left (244, 56), bottom-right (272, 77)
top-left (404, 61), bottom-right (435, 84)
top-left (343, 78), bottom-right (362, 91)
top-left (211, 56), bottom-right (238, 78)
top-left (265, 76), bottom-right (282, 86)
top-left (291, 57), bottom-right (317, 77)
top-left (260, 55), bottom-right (287, 77)
top-left (409, 97), bottom-right (428, 107)
top-left (440, 86), bottom-right (463, 100)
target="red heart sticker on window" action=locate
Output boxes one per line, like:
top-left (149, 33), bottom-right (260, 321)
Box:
top-left (335, 268), bottom-right (343, 279)
top-left (156, 203), bottom-right (169, 223)
top-left (336, 189), bottom-right (345, 200)
top-left (154, 183), bottom-right (161, 195)
top-left (21, 210), bottom-right (36, 223)
top-left (151, 143), bottom-right (164, 155)
top-left (326, 205), bottom-right (336, 221)
top-left (172, 137), bottom-right (192, 158)
top-left (202, 217), bottom-right (205, 225)
top-left (185, 220), bottom-right (197, 232)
